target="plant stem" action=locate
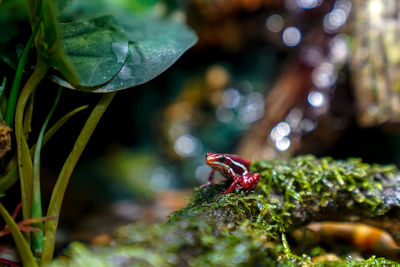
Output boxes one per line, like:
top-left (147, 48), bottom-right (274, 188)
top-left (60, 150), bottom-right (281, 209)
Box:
top-left (15, 56), bottom-right (48, 233)
top-left (4, 2), bottom-right (44, 126)
top-left (23, 88), bottom-right (36, 138)
top-left (31, 87), bottom-right (61, 258)
top-left (41, 92), bottom-right (116, 265)
top-left (0, 203), bottom-right (37, 267)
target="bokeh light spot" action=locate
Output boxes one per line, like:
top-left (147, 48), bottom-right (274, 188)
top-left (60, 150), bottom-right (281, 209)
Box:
top-left (276, 122), bottom-right (291, 136)
top-left (266, 14), bottom-right (284, 32)
top-left (222, 88), bottom-right (241, 108)
top-left (195, 164), bottom-right (212, 183)
top-left (174, 134), bottom-right (200, 157)
top-left (296, 0), bottom-right (321, 9)
top-left (216, 106), bottom-right (234, 123)
top-left (308, 91), bottom-right (324, 107)
top-left (282, 27), bottom-right (301, 47)
top-left (276, 137), bottom-right (291, 151)
top-left (312, 62), bottom-right (337, 88)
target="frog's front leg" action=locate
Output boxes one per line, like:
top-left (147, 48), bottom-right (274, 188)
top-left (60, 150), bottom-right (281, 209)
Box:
top-left (200, 169), bottom-right (215, 188)
top-left (222, 169), bottom-right (240, 194)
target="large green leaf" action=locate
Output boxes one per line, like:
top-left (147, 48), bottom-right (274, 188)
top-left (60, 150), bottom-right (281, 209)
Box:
top-left (57, 15), bottom-right (129, 87)
top-left (24, 0), bottom-right (80, 87)
top-left (57, 0), bottom-right (158, 20)
top-left (55, 16), bottom-right (197, 92)
top-left (95, 16), bottom-right (197, 92)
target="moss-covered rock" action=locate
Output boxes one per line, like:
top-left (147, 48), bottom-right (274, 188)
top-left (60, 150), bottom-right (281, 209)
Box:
top-left (51, 156), bottom-right (400, 266)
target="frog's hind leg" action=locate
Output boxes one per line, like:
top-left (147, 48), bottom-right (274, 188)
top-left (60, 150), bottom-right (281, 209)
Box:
top-left (240, 173), bottom-right (261, 193)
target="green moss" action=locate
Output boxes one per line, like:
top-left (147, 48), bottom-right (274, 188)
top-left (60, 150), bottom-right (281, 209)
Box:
top-left (172, 155), bottom-right (400, 239)
top-left (51, 156), bottom-right (400, 266)
top-left (51, 217), bottom-right (398, 266)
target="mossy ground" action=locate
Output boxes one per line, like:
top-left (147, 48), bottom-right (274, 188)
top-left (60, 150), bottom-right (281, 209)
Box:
top-left (51, 156), bottom-right (400, 266)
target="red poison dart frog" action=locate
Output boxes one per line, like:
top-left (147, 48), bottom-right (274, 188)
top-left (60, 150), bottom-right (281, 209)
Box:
top-left (201, 152), bottom-right (261, 194)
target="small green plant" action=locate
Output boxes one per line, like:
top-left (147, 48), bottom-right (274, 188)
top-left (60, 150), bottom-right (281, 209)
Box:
top-left (0, 0), bottom-right (197, 265)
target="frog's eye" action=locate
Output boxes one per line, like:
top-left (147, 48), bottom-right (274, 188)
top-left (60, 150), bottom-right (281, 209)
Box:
top-left (218, 156), bottom-right (225, 163)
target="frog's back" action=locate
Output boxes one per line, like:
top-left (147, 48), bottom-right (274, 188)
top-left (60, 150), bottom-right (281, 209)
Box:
top-left (224, 154), bottom-right (250, 175)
